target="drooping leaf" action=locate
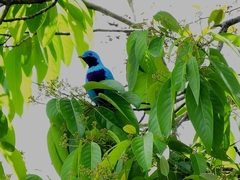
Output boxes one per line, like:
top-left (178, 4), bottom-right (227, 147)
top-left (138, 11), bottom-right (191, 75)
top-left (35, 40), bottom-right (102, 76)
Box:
top-left (44, 41), bottom-right (61, 81)
top-left (160, 156), bottom-right (169, 177)
top-left (94, 107), bottom-right (127, 141)
top-left (127, 42), bottom-right (139, 91)
top-left (31, 35), bottom-right (48, 83)
top-left (84, 80), bottom-right (125, 93)
top-left (37, 5), bottom-right (58, 47)
top-left (0, 67), bottom-right (9, 96)
top-left (0, 147), bottom-right (27, 180)
top-left (190, 153), bottom-right (207, 175)
top-left (135, 30), bottom-right (148, 64)
top-left (98, 92), bottom-right (139, 133)
top-left (154, 11), bottom-right (182, 34)
top-left (25, 3), bottom-right (47, 33)
top-left (60, 149), bottom-right (76, 180)
top-left (209, 56), bottom-right (240, 107)
top-left (80, 142), bottom-right (101, 170)
top-left (187, 57), bottom-right (200, 105)
top-left (7, 5), bottom-right (27, 43)
top-left (26, 174), bottom-right (42, 180)
top-left (171, 61), bottom-right (186, 91)
top-left (220, 33), bottom-right (240, 47)
top-left (186, 78), bottom-right (213, 153)
top-left (0, 110), bottom-right (8, 138)
top-left (59, 97), bottom-right (85, 137)
top-left (157, 78), bottom-right (175, 138)
top-left (46, 99), bottom-right (65, 128)
top-left (120, 92), bottom-right (141, 108)
top-left (132, 132), bottom-right (153, 172)
top-left (47, 125), bottom-right (68, 175)
top-left (148, 102), bottom-right (162, 136)
top-left (4, 49), bottom-right (24, 116)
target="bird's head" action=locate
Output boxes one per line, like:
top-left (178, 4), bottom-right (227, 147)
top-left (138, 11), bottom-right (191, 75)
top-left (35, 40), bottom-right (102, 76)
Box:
top-left (79, 50), bottom-right (103, 67)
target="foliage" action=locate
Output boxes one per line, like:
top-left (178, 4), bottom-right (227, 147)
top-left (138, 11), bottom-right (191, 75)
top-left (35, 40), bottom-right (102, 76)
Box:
top-left (0, 1), bottom-right (240, 180)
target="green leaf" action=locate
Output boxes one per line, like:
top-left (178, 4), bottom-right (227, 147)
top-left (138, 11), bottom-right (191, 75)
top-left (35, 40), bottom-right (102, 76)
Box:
top-left (37, 5), bottom-right (58, 47)
top-left (96, 140), bottom-right (130, 178)
top-left (25, 3), bottom-right (47, 33)
top-left (31, 35), bottom-right (48, 83)
top-left (47, 125), bottom-right (68, 175)
top-left (94, 107), bottom-right (127, 141)
top-left (44, 41), bottom-right (61, 81)
top-left (154, 11), bottom-right (182, 34)
top-left (187, 57), bottom-right (200, 105)
top-left (209, 57), bottom-right (240, 107)
top-left (132, 132), bottom-right (153, 172)
top-left (208, 9), bottom-right (225, 26)
top-left (190, 153), bottom-right (207, 175)
top-left (210, 89), bottom-right (225, 151)
top-left (200, 173), bottom-right (219, 180)
top-left (135, 30), bottom-right (148, 63)
top-left (153, 135), bottom-right (167, 154)
top-left (0, 110), bottom-right (8, 138)
top-left (157, 78), bottom-right (175, 138)
top-left (186, 78), bottom-right (213, 153)
top-left (67, 13), bottom-right (89, 55)
top-left (46, 99), bottom-right (65, 128)
top-left (148, 36), bottom-right (165, 58)
top-left (160, 156), bottom-right (169, 177)
top-left (84, 80), bottom-right (125, 92)
top-left (7, 5), bottom-right (27, 43)
top-left (0, 162), bottom-right (5, 180)
top-left (80, 142), bottom-right (101, 170)
top-left (210, 32), bottom-right (239, 56)
top-left (26, 174), bottom-right (42, 180)
top-left (59, 97), bottom-right (85, 137)
top-left (148, 102), bottom-right (162, 136)
top-left (127, 42), bottom-right (139, 91)
top-left (0, 147), bottom-right (26, 179)
top-left (176, 37), bottom-right (194, 63)
top-left (60, 149), bottom-right (77, 180)
top-left (0, 67), bottom-right (9, 96)
top-left (120, 92), bottom-right (141, 108)
top-left (123, 125), bottom-right (136, 134)
top-left (4, 49), bottom-right (24, 116)
top-left (209, 48), bottom-right (228, 65)
top-left (171, 61), bottom-right (186, 91)
top-left (98, 93), bottom-right (139, 133)
top-left (220, 33), bottom-right (240, 47)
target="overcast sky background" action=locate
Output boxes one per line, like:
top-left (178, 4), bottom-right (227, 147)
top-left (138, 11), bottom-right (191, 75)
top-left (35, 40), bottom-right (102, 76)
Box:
top-left (1, 0), bottom-right (240, 179)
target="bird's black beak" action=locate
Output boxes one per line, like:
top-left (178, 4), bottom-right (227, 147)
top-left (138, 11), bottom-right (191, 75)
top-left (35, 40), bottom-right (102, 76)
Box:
top-left (78, 55), bottom-right (84, 59)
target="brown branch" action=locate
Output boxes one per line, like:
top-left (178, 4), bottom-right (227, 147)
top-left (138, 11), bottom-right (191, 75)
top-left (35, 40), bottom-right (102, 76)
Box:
top-left (216, 16), bottom-right (240, 51)
top-left (2, 0), bottom-right (57, 23)
top-left (82, 0), bottom-right (138, 28)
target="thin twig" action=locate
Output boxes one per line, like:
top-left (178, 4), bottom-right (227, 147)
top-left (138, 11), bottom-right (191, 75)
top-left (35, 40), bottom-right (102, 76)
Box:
top-left (0, 4), bottom-right (10, 25)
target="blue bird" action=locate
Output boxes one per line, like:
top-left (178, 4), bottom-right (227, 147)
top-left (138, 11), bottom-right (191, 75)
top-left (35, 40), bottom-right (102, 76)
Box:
top-left (79, 50), bottom-right (114, 105)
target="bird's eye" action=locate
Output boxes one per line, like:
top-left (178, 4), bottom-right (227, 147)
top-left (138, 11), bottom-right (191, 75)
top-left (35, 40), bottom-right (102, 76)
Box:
top-left (88, 52), bottom-right (93, 56)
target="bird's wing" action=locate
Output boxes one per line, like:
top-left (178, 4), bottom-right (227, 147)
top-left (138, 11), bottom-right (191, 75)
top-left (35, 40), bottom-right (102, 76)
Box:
top-left (103, 67), bottom-right (114, 80)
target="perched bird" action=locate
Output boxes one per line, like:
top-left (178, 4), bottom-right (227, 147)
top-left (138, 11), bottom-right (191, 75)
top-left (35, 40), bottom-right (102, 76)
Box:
top-left (79, 50), bottom-right (114, 105)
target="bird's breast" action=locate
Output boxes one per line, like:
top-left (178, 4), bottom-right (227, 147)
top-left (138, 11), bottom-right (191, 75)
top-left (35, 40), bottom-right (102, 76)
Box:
top-left (86, 69), bottom-right (106, 82)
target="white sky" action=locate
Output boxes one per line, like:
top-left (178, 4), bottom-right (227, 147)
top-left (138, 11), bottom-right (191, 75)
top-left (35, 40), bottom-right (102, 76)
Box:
top-left (1, 0), bottom-right (240, 179)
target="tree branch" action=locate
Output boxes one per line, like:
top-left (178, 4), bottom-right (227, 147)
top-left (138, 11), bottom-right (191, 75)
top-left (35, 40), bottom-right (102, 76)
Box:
top-left (2, 0), bottom-right (57, 24)
top-left (82, 0), bottom-right (139, 28)
top-left (216, 16), bottom-right (240, 51)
